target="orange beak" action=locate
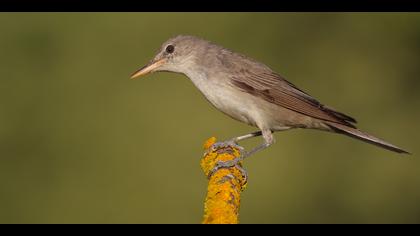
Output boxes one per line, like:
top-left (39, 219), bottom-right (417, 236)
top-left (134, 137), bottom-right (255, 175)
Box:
top-left (130, 58), bottom-right (167, 79)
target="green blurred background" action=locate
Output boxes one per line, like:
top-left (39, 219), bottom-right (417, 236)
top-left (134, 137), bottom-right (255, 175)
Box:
top-left (0, 13), bottom-right (419, 223)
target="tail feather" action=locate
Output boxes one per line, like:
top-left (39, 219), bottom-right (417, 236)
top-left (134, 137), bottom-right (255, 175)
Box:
top-left (324, 122), bottom-right (410, 154)
top-left (322, 105), bottom-right (357, 124)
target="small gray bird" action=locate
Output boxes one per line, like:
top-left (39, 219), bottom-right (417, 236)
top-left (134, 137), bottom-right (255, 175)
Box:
top-left (131, 35), bottom-right (409, 159)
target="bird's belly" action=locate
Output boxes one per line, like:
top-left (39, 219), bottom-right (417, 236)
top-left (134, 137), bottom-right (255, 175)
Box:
top-left (188, 74), bottom-right (304, 130)
top-left (193, 80), bottom-right (259, 126)
top-left (208, 91), bottom-right (258, 126)
top-left (196, 82), bottom-right (289, 129)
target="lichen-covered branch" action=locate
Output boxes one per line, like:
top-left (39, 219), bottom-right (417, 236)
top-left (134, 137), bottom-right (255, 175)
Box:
top-left (201, 137), bottom-right (247, 224)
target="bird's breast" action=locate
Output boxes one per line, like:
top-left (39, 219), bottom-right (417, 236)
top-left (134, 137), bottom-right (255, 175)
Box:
top-left (186, 72), bottom-right (262, 127)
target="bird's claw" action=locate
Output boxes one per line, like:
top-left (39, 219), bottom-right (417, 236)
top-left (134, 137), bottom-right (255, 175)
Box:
top-left (206, 140), bottom-right (244, 155)
top-left (207, 157), bottom-right (248, 184)
top-left (204, 140), bottom-right (247, 184)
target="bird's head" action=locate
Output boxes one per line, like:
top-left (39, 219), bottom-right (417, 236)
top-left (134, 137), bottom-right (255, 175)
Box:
top-left (130, 35), bottom-right (208, 79)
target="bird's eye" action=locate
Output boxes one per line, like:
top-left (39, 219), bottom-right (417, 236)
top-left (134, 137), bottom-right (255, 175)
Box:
top-left (165, 45), bottom-right (175, 54)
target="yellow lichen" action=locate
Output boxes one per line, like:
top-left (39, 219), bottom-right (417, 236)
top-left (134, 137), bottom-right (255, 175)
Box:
top-left (203, 136), bottom-right (217, 150)
top-left (201, 137), bottom-right (247, 224)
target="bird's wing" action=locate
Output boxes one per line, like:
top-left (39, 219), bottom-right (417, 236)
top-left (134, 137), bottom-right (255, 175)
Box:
top-left (230, 69), bottom-right (357, 127)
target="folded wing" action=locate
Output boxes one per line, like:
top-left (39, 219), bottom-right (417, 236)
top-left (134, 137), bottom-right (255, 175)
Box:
top-left (230, 69), bottom-right (357, 128)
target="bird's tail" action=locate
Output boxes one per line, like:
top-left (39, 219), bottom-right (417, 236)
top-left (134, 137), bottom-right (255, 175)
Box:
top-left (324, 122), bottom-right (410, 154)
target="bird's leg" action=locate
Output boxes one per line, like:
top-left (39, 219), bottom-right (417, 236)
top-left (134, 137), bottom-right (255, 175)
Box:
top-left (206, 131), bottom-right (261, 181)
top-left (230, 131), bottom-right (263, 143)
top-left (206, 130), bottom-right (262, 157)
top-left (208, 129), bottom-right (274, 180)
top-left (241, 130), bottom-right (275, 160)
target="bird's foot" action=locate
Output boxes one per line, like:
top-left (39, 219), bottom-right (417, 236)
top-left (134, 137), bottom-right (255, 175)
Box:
top-left (208, 157), bottom-right (248, 184)
top-left (206, 140), bottom-right (245, 155)
top-left (206, 140), bottom-right (247, 184)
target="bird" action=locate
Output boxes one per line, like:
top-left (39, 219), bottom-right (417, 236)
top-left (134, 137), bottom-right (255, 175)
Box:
top-left (130, 35), bottom-right (409, 163)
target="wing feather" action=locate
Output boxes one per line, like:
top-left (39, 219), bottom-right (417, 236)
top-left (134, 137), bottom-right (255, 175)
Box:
top-left (230, 69), bottom-right (356, 127)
